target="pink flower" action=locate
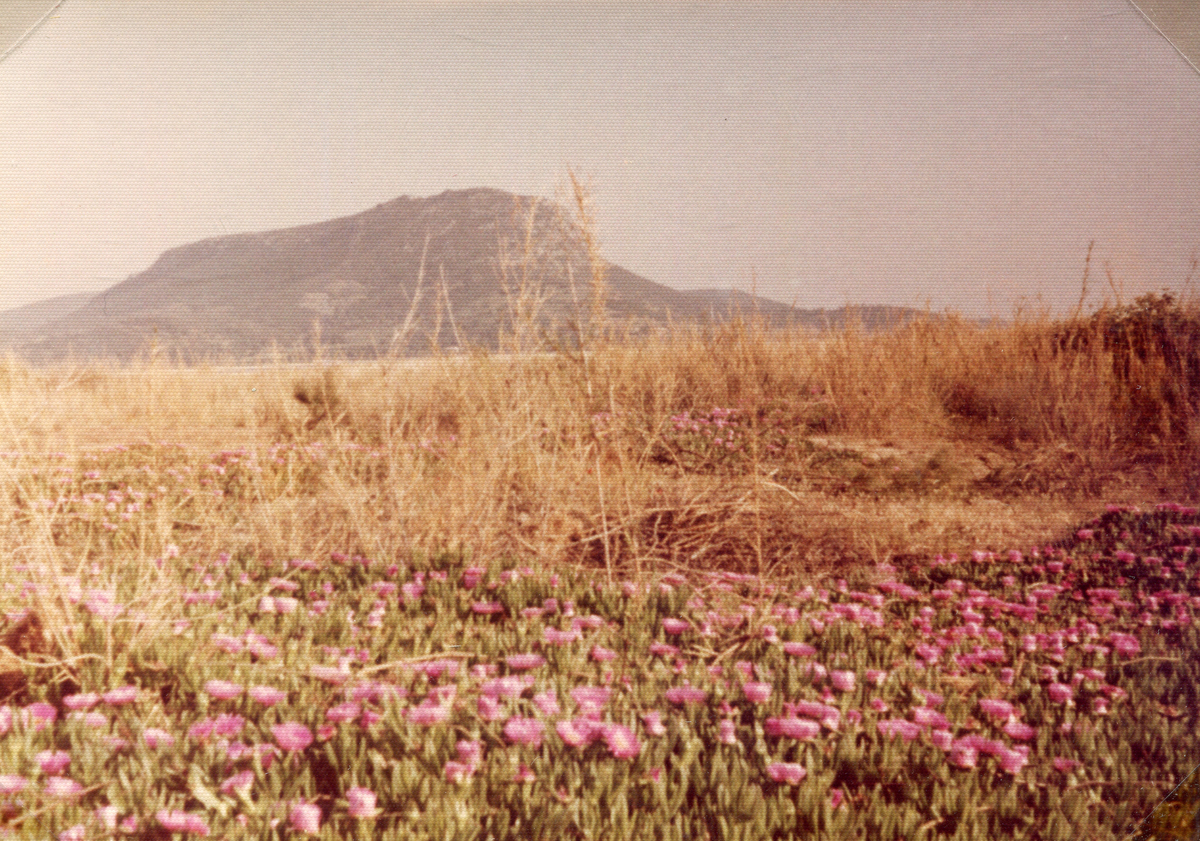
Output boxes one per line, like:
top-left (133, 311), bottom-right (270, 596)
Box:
top-left (445, 760), bottom-right (475, 784)
top-left (930, 729), bottom-right (954, 751)
top-left (346, 786), bottom-right (380, 817)
top-left (664, 685), bottom-right (707, 706)
top-left (911, 706), bottom-right (950, 729)
top-left (506, 653), bottom-right (545, 670)
top-left (718, 719), bottom-right (738, 745)
top-left (604, 723), bottom-right (641, 759)
top-left (0, 775), bottom-right (28, 795)
top-left (289, 801), bottom-right (322, 834)
top-left (272, 722), bottom-right (314, 752)
top-left (533, 690), bottom-right (560, 717)
top-left (662, 617), bottom-right (690, 634)
top-left (864, 669), bottom-right (888, 687)
top-left (742, 682), bottom-right (772, 704)
top-left (101, 685), bottom-right (139, 705)
top-left (1047, 682), bottom-right (1074, 704)
top-left (571, 685), bottom-right (611, 715)
top-left (457, 739), bottom-right (482, 767)
top-left (44, 776), bottom-right (84, 798)
top-left (642, 710), bottom-right (666, 736)
top-left (36, 750), bottom-right (70, 775)
top-left (765, 717), bottom-right (821, 741)
top-left (997, 746), bottom-right (1029, 774)
top-left (543, 627), bottom-right (581, 646)
top-left (1109, 632), bottom-right (1141, 657)
top-left (309, 664), bottom-right (349, 684)
top-left (204, 680), bottom-right (243, 700)
top-left (1003, 720), bottom-right (1036, 741)
top-left (830, 670), bottom-right (856, 692)
top-left (590, 644), bottom-right (617, 662)
top-left (461, 566), bottom-right (486, 588)
top-left (478, 695), bottom-right (502, 721)
top-left (219, 770), bottom-right (254, 797)
top-left (326, 702), bottom-right (361, 723)
top-left (877, 719), bottom-right (921, 742)
top-left (156, 810), bottom-right (210, 836)
top-left (783, 642), bottom-right (817, 658)
top-left (829, 788), bottom-right (845, 809)
top-left (978, 698), bottom-right (1014, 722)
top-left (1053, 757), bottom-right (1082, 773)
top-left (248, 685), bottom-right (287, 706)
top-left (948, 743), bottom-right (977, 769)
top-left (62, 693), bottom-right (100, 711)
top-left (504, 717), bottom-right (545, 747)
top-left (766, 762), bottom-right (807, 785)
top-left (556, 718), bottom-right (596, 748)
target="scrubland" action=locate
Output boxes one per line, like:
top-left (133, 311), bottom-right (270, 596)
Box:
top-left (0, 290), bottom-right (1198, 839)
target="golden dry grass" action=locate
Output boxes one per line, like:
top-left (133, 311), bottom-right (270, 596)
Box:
top-left (2, 298), bottom-right (1196, 597)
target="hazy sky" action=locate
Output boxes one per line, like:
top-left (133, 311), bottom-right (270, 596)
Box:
top-left (2, 1), bottom-right (1199, 317)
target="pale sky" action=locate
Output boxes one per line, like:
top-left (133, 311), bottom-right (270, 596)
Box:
top-left (2, 1), bottom-right (1199, 317)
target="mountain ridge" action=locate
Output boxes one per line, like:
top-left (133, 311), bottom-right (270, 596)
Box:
top-left (5, 188), bottom-right (935, 364)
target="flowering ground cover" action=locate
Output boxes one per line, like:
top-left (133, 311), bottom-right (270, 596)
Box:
top-left (0, 436), bottom-right (1197, 841)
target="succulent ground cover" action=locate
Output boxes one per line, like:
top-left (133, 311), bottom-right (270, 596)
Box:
top-left (0, 433), bottom-right (1196, 839)
top-left (1, 294), bottom-right (1198, 839)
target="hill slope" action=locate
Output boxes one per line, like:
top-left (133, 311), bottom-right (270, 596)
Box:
top-left (11, 188), bottom-right (926, 364)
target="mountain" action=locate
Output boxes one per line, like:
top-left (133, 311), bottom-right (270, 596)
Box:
top-left (0, 292), bottom-right (95, 351)
top-left (7, 188), bottom-right (929, 364)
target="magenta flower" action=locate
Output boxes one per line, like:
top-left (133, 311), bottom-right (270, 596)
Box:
top-left (782, 642), bottom-right (817, 658)
top-left (1053, 757), bottom-right (1083, 773)
top-left (445, 760), bottom-right (475, 784)
top-left (289, 801), bottom-right (322, 834)
top-left (788, 700), bottom-right (841, 730)
top-left (506, 653), bottom-right (545, 671)
top-left (543, 627), bottom-right (581, 646)
top-left (978, 698), bottom-right (1014, 722)
top-left (664, 685), bottom-right (707, 707)
top-left (0, 775), bottom-right (28, 795)
top-left (62, 693), bottom-right (100, 711)
top-left (248, 685), bottom-right (287, 706)
top-left (948, 743), bottom-right (978, 769)
top-left (461, 566), bottom-right (486, 588)
top-left (478, 695), bottom-right (502, 721)
top-left (326, 702), bottom-right (361, 723)
top-left (930, 729), bottom-right (954, 751)
top-left (101, 685), bottom-right (138, 705)
top-left (533, 690), bottom-right (560, 717)
top-left (742, 682), bottom-right (772, 704)
top-left (457, 739), bottom-right (482, 767)
top-left (272, 722), bottom-right (314, 752)
top-left (1109, 632), bottom-right (1141, 657)
top-left (830, 670), bottom-right (856, 692)
top-left (503, 716), bottom-right (545, 748)
top-left (220, 769), bottom-right (254, 797)
top-left (36, 750), bottom-right (70, 775)
top-left (997, 746), bottom-right (1029, 774)
top-left (156, 810), bottom-right (210, 836)
top-left (604, 723), bottom-right (641, 759)
top-left (662, 617), bottom-right (690, 635)
top-left (590, 644), bottom-right (617, 662)
top-left (1047, 682), bottom-right (1074, 705)
top-left (1003, 720), bottom-right (1036, 741)
top-left (44, 776), bottom-right (84, 798)
top-left (347, 786), bottom-right (380, 817)
top-left (877, 719), bottom-right (921, 742)
top-left (556, 719), bottom-right (593, 748)
top-left (912, 705), bottom-right (950, 729)
top-left (766, 762), bottom-right (807, 785)
top-left (204, 680), bottom-right (243, 700)
top-left (765, 717), bottom-right (821, 741)
top-left (571, 685), bottom-right (611, 715)
top-left (642, 710), bottom-right (666, 736)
